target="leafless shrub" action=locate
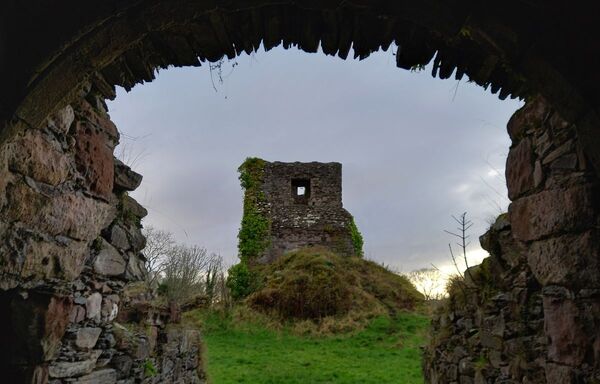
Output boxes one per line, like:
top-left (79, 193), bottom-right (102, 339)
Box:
top-left (407, 267), bottom-right (444, 300)
top-left (204, 254), bottom-right (232, 307)
top-left (142, 226), bottom-right (231, 306)
top-left (161, 245), bottom-right (215, 303)
top-left (444, 212), bottom-right (474, 282)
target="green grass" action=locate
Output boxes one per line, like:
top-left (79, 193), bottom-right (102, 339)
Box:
top-left (189, 310), bottom-right (429, 384)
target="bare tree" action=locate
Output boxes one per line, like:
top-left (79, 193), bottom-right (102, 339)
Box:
top-left (444, 212), bottom-right (475, 283)
top-left (142, 226), bottom-right (175, 287)
top-left (407, 267), bottom-right (444, 300)
top-left (142, 226), bottom-right (232, 307)
top-left (162, 244), bottom-right (216, 303)
top-left (214, 266), bottom-right (232, 308)
top-left (205, 254), bottom-right (222, 301)
top-left (203, 254), bottom-right (232, 307)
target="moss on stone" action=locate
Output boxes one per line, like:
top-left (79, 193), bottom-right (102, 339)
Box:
top-left (238, 157), bottom-right (266, 190)
top-left (237, 157), bottom-right (271, 263)
top-left (92, 237), bottom-right (103, 252)
top-left (349, 217), bottom-right (364, 257)
top-left (115, 192), bottom-right (142, 228)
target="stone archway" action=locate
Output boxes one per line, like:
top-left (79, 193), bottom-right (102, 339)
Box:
top-left (1, 2), bottom-right (600, 383)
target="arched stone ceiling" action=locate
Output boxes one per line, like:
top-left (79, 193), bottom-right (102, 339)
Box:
top-left (1, 1), bottom-right (600, 171)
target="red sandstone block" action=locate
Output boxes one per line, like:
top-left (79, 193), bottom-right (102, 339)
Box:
top-left (506, 97), bottom-right (548, 141)
top-left (74, 100), bottom-right (119, 141)
top-left (543, 295), bottom-right (587, 366)
top-left (506, 137), bottom-right (535, 200)
top-left (74, 120), bottom-right (115, 198)
top-left (528, 231), bottom-right (600, 288)
top-left (509, 184), bottom-right (598, 242)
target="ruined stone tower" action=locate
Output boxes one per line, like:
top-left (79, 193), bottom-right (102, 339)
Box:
top-left (238, 158), bottom-right (363, 264)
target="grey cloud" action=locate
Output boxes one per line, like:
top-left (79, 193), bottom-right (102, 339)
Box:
top-left (107, 46), bottom-right (522, 271)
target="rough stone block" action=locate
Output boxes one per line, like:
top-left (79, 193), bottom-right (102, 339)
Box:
top-left (69, 305), bottom-right (86, 323)
top-left (543, 293), bottom-right (586, 366)
top-left (506, 137), bottom-right (535, 200)
top-left (86, 293), bottom-right (103, 321)
top-left (121, 195), bottom-right (148, 219)
top-left (542, 140), bottom-right (574, 165)
top-left (75, 100), bottom-right (119, 141)
top-left (529, 231), bottom-right (600, 288)
top-left (549, 153), bottom-right (579, 170)
top-left (107, 224), bottom-right (130, 251)
top-left (48, 350), bottom-right (101, 378)
top-left (101, 295), bottom-right (120, 322)
top-left (72, 368), bottom-right (117, 384)
top-left (509, 184), bottom-right (598, 241)
top-left (3, 180), bottom-right (116, 241)
top-left (125, 254), bottom-right (146, 281)
top-left (506, 97), bottom-right (548, 141)
top-left (124, 223), bottom-right (146, 252)
top-left (135, 338), bottom-right (150, 360)
top-left (94, 240), bottom-right (126, 276)
top-left (545, 363), bottom-right (576, 384)
top-left (111, 355), bottom-right (133, 379)
top-left (74, 120), bottom-right (115, 198)
top-left (6, 129), bottom-right (71, 186)
top-left (11, 234), bottom-right (89, 281)
top-left (458, 358), bottom-right (474, 376)
top-left (76, 328), bottom-right (102, 349)
top-left (114, 160), bottom-right (142, 191)
top-left (480, 330), bottom-right (502, 350)
top-left (46, 105), bottom-right (75, 134)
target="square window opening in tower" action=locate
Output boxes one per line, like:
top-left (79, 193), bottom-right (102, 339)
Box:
top-left (292, 178), bottom-right (311, 203)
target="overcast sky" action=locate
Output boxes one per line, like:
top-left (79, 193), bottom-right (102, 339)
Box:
top-left (107, 45), bottom-right (523, 275)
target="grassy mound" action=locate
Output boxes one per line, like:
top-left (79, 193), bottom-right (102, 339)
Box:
top-left (247, 247), bottom-right (423, 322)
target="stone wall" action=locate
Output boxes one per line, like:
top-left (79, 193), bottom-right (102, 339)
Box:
top-left (423, 215), bottom-right (546, 383)
top-left (424, 97), bottom-right (600, 383)
top-left (0, 89), bottom-right (204, 384)
top-left (257, 161), bottom-right (358, 263)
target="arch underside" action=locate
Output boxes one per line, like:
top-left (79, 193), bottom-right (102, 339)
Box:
top-left (1, 2), bottom-right (599, 148)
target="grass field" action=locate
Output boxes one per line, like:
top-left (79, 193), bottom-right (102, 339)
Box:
top-left (186, 310), bottom-right (429, 384)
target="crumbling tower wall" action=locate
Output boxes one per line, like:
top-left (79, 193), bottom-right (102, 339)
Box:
top-left (238, 159), bottom-right (362, 264)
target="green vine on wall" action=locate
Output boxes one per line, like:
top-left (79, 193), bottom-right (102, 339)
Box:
top-left (237, 157), bottom-right (271, 263)
top-left (349, 217), bottom-right (364, 257)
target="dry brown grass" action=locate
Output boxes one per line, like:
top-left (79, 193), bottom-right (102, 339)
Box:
top-left (247, 247), bottom-right (423, 327)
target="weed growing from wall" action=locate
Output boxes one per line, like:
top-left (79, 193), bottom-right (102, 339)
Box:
top-left (143, 359), bottom-right (157, 377)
